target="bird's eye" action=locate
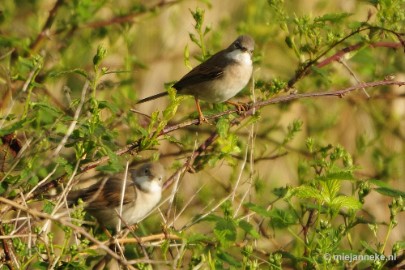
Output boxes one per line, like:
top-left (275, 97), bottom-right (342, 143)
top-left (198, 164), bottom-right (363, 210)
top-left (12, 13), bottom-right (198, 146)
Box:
top-left (144, 168), bottom-right (150, 175)
top-left (235, 41), bottom-right (242, 50)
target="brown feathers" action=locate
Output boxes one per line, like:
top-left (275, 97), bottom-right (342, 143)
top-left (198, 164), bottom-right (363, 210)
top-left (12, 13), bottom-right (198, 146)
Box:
top-left (67, 162), bottom-right (165, 228)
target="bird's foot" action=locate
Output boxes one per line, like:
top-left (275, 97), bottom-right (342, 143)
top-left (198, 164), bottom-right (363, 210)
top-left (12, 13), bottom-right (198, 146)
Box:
top-left (226, 101), bottom-right (250, 115)
top-left (197, 115), bottom-right (210, 125)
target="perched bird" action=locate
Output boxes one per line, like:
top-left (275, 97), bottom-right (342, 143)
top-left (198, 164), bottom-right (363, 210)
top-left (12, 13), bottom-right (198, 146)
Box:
top-left (67, 162), bottom-right (165, 229)
top-left (137, 35), bottom-right (255, 123)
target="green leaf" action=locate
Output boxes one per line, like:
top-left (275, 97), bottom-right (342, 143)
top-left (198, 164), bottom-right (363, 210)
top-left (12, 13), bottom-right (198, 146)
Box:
top-left (98, 100), bottom-right (119, 113)
top-left (189, 33), bottom-right (200, 47)
top-left (320, 180), bottom-right (341, 202)
top-left (244, 202), bottom-right (271, 217)
top-left (217, 251), bottom-right (242, 267)
top-left (293, 186), bottom-right (324, 200)
top-left (217, 134), bottom-right (240, 154)
top-left (374, 187), bottom-right (405, 198)
top-left (394, 241), bottom-right (405, 250)
top-left (93, 44), bottom-right (107, 66)
top-left (314, 13), bottom-right (352, 23)
top-left (29, 261), bottom-right (48, 270)
top-left (43, 201), bottom-right (54, 214)
top-left (239, 220), bottom-right (260, 239)
top-left (48, 68), bottom-right (89, 79)
top-left (214, 217), bottom-right (237, 243)
top-left (331, 196), bottom-right (362, 210)
top-left (360, 240), bottom-right (379, 253)
top-left (268, 208), bottom-right (298, 228)
top-left (184, 44), bottom-right (192, 70)
top-left (187, 233), bottom-right (212, 244)
top-left (96, 148), bottom-right (123, 173)
top-left (161, 240), bottom-right (170, 260)
top-left (0, 182), bottom-right (7, 195)
top-left (310, 66), bottom-right (330, 79)
top-left (216, 117), bottom-right (229, 138)
top-left (315, 171), bottom-right (355, 181)
top-left (28, 175), bottom-right (39, 187)
top-left (32, 102), bottom-right (61, 115)
top-left (370, 179), bottom-right (392, 188)
top-left (200, 214), bottom-right (222, 222)
top-left (0, 119), bottom-right (28, 136)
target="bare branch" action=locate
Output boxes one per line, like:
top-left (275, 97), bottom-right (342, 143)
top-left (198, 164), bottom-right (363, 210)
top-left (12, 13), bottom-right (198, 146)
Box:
top-left (0, 197), bottom-right (131, 267)
top-left (29, 0), bottom-right (65, 52)
top-left (52, 81), bottom-right (88, 157)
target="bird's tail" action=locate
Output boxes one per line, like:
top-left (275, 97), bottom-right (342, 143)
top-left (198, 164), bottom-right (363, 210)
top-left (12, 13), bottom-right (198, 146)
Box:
top-left (136, 92), bottom-right (168, 104)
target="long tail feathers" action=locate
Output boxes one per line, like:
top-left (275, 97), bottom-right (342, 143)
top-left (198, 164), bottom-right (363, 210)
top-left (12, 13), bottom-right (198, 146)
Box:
top-left (136, 92), bottom-right (168, 104)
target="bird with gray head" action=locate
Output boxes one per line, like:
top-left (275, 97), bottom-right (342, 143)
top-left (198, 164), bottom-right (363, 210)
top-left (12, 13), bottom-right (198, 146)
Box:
top-left (137, 35), bottom-right (255, 123)
top-left (67, 162), bottom-right (165, 230)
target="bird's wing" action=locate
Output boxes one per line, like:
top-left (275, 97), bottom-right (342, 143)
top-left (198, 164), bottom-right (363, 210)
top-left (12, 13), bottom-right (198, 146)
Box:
top-left (68, 177), bottom-right (137, 209)
top-left (173, 50), bottom-right (228, 90)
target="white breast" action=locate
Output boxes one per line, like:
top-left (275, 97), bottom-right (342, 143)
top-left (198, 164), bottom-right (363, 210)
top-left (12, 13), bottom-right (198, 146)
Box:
top-left (121, 187), bottom-right (162, 225)
top-left (226, 49), bottom-right (252, 66)
top-left (196, 50), bottom-right (252, 103)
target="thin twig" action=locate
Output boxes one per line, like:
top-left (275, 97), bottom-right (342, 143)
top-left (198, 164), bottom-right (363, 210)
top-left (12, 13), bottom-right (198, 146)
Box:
top-left (52, 80), bottom-right (88, 157)
top-left (317, 42), bottom-right (403, 68)
top-left (287, 26), bottom-right (405, 88)
top-left (337, 57), bottom-right (370, 98)
top-left (26, 164), bottom-right (59, 198)
top-left (168, 183), bottom-right (206, 228)
top-left (118, 161), bottom-right (130, 232)
top-left (181, 194), bottom-right (233, 230)
top-left (0, 225), bottom-right (17, 270)
top-left (230, 139), bottom-right (248, 202)
top-left (0, 197), bottom-right (128, 266)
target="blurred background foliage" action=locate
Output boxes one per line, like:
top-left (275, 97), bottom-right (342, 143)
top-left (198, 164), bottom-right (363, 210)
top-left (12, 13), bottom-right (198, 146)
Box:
top-left (0, 0), bottom-right (405, 269)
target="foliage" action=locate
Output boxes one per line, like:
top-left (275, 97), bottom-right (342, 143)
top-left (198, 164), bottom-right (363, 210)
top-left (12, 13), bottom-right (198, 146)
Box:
top-left (0, 0), bottom-right (404, 269)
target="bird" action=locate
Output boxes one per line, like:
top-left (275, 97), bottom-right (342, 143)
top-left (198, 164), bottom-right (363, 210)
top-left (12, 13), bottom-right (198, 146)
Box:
top-left (67, 162), bottom-right (165, 229)
top-left (136, 35), bottom-right (255, 123)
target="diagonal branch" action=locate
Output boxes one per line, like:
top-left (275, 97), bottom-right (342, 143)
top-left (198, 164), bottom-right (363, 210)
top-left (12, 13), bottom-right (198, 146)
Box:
top-left (84, 0), bottom-right (182, 29)
top-left (30, 79), bottom-right (405, 198)
top-left (287, 26), bottom-right (405, 88)
top-left (317, 42), bottom-right (403, 68)
top-left (30, 0), bottom-right (65, 52)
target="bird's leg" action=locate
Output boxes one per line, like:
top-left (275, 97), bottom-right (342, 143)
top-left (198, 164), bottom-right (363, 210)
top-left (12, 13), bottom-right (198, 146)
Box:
top-left (226, 100), bottom-right (250, 114)
top-left (102, 225), bottom-right (112, 238)
top-left (195, 97), bottom-right (209, 124)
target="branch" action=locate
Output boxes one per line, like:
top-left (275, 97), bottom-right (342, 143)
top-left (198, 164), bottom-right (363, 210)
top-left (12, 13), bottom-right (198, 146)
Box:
top-left (29, 0), bottom-right (65, 52)
top-left (0, 224), bottom-right (18, 269)
top-left (0, 197), bottom-right (131, 267)
top-left (287, 26), bottom-right (405, 88)
top-left (52, 81), bottom-right (88, 157)
top-left (99, 233), bottom-right (180, 246)
top-left (81, 80), bottom-right (405, 174)
top-left (29, 79), bottom-right (405, 198)
top-left (159, 80), bottom-right (404, 190)
top-left (317, 42), bottom-right (403, 68)
top-left (84, 1), bottom-right (181, 29)
top-left (162, 132), bottom-right (219, 190)
top-left (162, 80), bottom-right (405, 136)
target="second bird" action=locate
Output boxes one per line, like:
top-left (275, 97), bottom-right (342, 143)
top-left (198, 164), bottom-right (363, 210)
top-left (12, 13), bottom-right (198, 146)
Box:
top-left (67, 162), bottom-right (165, 230)
top-left (137, 35), bottom-right (255, 123)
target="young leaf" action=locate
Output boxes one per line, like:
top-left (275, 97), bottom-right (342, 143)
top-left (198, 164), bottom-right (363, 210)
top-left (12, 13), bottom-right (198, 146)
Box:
top-left (239, 220), bottom-right (260, 239)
